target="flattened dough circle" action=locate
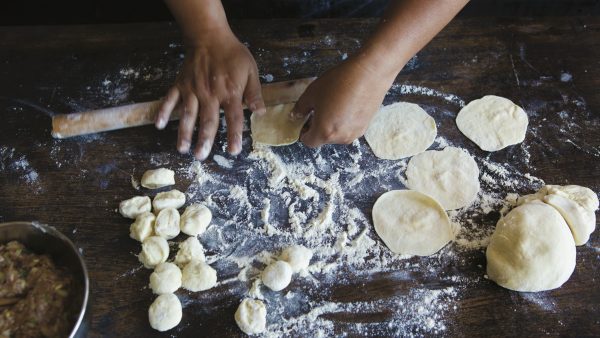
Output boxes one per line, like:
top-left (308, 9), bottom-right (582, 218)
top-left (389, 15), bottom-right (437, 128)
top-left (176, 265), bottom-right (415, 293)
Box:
top-left (251, 103), bottom-right (307, 146)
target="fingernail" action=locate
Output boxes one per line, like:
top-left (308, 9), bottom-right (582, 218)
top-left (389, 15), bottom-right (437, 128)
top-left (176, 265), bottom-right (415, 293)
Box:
top-left (196, 142), bottom-right (211, 161)
top-left (178, 140), bottom-right (190, 154)
top-left (255, 106), bottom-right (266, 116)
top-left (230, 135), bottom-right (242, 156)
top-left (156, 117), bottom-right (167, 129)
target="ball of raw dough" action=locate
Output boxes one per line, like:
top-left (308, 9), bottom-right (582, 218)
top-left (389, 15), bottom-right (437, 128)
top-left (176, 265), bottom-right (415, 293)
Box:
top-left (153, 189), bottom-right (186, 212)
top-left (279, 245), bottom-right (312, 273)
top-left (234, 298), bottom-right (267, 335)
top-left (373, 190), bottom-right (453, 256)
top-left (154, 208), bottom-right (181, 240)
top-left (486, 201), bottom-right (576, 292)
top-left (182, 259), bottom-right (217, 292)
top-left (456, 95), bottom-right (528, 151)
top-left (364, 102), bottom-right (437, 160)
top-left (148, 293), bottom-right (182, 332)
top-left (175, 236), bottom-right (205, 267)
top-left (130, 212), bottom-right (155, 242)
top-left (119, 196), bottom-right (151, 219)
top-left (150, 262), bottom-right (182, 295)
top-left (180, 204), bottom-right (212, 236)
top-left (261, 260), bottom-right (293, 291)
top-left (406, 147), bottom-right (480, 210)
top-left (139, 236), bottom-right (169, 269)
top-left (141, 168), bottom-right (175, 189)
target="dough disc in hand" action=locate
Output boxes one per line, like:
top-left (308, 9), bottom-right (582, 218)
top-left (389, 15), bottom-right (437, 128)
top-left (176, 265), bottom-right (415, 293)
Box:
top-left (456, 95), bottom-right (528, 151)
top-left (372, 190), bottom-right (453, 256)
top-left (364, 102), bottom-right (437, 160)
top-left (406, 147), bottom-right (480, 210)
top-left (250, 103), bottom-right (307, 146)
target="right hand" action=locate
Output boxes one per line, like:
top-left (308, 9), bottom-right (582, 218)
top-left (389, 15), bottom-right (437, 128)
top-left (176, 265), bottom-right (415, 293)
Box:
top-left (155, 29), bottom-right (265, 160)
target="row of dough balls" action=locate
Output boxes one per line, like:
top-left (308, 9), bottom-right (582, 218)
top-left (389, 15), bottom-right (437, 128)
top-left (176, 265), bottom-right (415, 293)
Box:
top-left (235, 245), bottom-right (313, 335)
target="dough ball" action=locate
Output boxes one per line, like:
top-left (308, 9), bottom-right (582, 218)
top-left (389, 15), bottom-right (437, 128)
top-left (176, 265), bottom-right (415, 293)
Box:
top-left (119, 196), bottom-right (151, 219)
top-left (130, 212), bottom-right (155, 242)
top-left (486, 201), bottom-right (576, 292)
top-left (148, 293), bottom-right (182, 332)
top-left (373, 190), bottom-right (453, 256)
top-left (150, 262), bottom-right (182, 295)
top-left (154, 208), bottom-right (181, 240)
top-left (456, 95), bottom-right (528, 151)
top-left (180, 204), bottom-right (212, 236)
top-left (250, 103), bottom-right (306, 146)
top-left (153, 189), bottom-right (186, 212)
top-left (141, 168), bottom-right (175, 189)
top-left (175, 236), bottom-right (205, 267)
top-left (261, 260), bottom-right (293, 291)
top-left (139, 236), bottom-right (170, 269)
top-left (182, 259), bottom-right (217, 292)
top-left (279, 245), bottom-right (312, 273)
top-left (235, 298), bottom-right (267, 335)
top-left (546, 184), bottom-right (599, 211)
top-left (406, 147), bottom-right (480, 210)
top-left (364, 102), bottom-right (437, 160)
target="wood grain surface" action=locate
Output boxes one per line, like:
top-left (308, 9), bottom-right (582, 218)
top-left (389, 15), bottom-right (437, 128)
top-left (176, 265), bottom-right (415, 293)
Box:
top-left (0, 17), bottom-right (599, 337)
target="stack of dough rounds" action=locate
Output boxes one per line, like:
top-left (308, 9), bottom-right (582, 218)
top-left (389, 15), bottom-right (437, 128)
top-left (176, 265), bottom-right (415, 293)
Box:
top-left (148, 293), bottom-right (182, 332)
top-left (180, 204), bottom-right (212, 236)
top-left (235, 298), bottom-right (267, 335)
top-left (141, 168), bottom-right (175, 189)
top-left (153, 189), bottom-right (186, 212)
top-left (154, 208), bottom-right (181, 240)
top-left (130, 212), bottom-right (155, 242)
top-left (182, 260), bottom-right (217, 292)
top-left (119, 196), bottom-right (151, 219)
top-left (250, 103), bottom-right (307, 146)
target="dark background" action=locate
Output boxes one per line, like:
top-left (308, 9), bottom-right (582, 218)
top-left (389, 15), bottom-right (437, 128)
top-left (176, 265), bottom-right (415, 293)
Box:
top-left (1, 0), bottom-right (599, 25)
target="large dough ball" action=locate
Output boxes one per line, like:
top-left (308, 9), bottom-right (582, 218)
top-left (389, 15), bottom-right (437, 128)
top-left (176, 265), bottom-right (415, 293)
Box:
top-left (180, 204), bottom-right (212, 236)
top-left (175, 236), bottom-right (205, 267)
top-left (235, 298), bottom-right (267, 335)
top-left (119, 196), bottom-right (151, 219)
top-left (154, 208), bottom-right (181, 240)
top-left (148, 293), bottom-right (182, 332)
top-left (373, 190), bottom-right (453, 256)
top-left (486, 201), bottom-right (576, 292)
top-left (261, 260), bottom-right (293, 291)
top-left (130, 212), bottom-right (155, 242)
top-left (182, 260), bottom-right (217, 292)
top-left (279, 245), bottom-right (312, 273)
top-left (150, 262), bottom-right (182, 295)
top-left (139, 236), bottom-right (169, 269)
top-left (141, 168), bottom-right (175, 189)
top-left (153, 189), bottom-right (186, 212)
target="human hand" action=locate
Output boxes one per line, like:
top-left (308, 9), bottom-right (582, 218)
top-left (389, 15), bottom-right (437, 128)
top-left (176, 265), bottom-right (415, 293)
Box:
top-left (156, 30), bottom-right (265, 160)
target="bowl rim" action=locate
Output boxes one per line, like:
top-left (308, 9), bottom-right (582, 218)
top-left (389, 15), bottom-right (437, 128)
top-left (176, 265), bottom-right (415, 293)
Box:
top-left (0, 221), bottom-right (90, 338)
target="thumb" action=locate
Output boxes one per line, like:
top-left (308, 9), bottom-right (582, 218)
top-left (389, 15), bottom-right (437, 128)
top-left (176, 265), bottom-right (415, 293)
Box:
top-left (289, 90), bottom-right (314, 121)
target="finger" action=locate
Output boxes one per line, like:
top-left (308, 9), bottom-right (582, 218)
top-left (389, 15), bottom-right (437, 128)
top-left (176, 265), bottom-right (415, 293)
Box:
top-left (243, 69), bottom-right (266, 116)
top-left (223, 99), bottom-right (244, 156)
top-left (156, 86), bottom-right (180, 129)
top-left (177, 93), bottom-right (199, 154)
top-left (193, 99), bottom-right (220, 161)
top-left (289, 90), bottom-right (314, 121)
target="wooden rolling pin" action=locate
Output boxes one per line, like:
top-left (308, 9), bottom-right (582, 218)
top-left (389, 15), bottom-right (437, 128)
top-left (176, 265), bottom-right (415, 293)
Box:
top-left (51, 77), bottom-right (315, 139)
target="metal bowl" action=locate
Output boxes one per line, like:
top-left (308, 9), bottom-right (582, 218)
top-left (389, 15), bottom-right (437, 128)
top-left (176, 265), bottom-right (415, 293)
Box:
top-left (0, 221), bottom-right (90, 338)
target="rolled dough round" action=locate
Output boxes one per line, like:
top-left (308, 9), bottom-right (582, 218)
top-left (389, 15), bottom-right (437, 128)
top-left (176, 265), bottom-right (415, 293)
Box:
top-left (148, 293), bottom-right (182, 332)
top-left (372, 190), bottom-right (453, 256)
top-left (150, 262), bottom-right (182, 295)
top-left (364, 102), bottom-right (437, 160)
top-left (406, 147), bottom-right (480, 210)
top-left (250, 103), bottom-right (307, 146)
top-left (235, 298), bottom-right (267, 335)
top-left (456, 95), bottom-right (528, 151)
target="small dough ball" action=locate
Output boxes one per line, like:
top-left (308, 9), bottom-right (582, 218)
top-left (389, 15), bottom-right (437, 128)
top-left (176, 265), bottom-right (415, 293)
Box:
top-left (364, 102), bottom-right (437, 160)
top-left (119, 196), bottom-right (151, 219)
top-left (373, 190), bottom-right (453, 256)
top-left (130, 212), bottom-right (155, 242)
top-left (175, 236), bottom-right (205, 267)
top-left (456, 95), bottom-right (528, 151)
top-left (154, 208), bottom-right (181, 240)
top-left (180, 204), bottom-right (212, 236)
top-left (406, 147), bottom-right (480, 210)
top-left (546, 184), bottom-right (599, 211)
top-left (251, 103), bottom-right (306, 146)
top-left (261, 260), bottom-right (293, 291)
top-left (235, 298), bottom-right (267, 335)
top-left (139, 236), bottom-right (169, 269)
top-left (280, 245), bottom-right (312, 273)
top-left (182, 260), bottom-right (217, 292)
top-left (141, 168), bottom-right (175, 189)
top-left (150, 262), bottom-right (182, 295)
top-left (486, 201), bottom-right (576, 292)
top-left (148, 293), bottom-right (182, 332)
top-left (153, 189), bottom-right (186, 212)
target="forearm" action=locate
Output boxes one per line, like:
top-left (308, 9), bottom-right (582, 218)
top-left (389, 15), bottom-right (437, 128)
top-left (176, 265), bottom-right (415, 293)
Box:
top-left (164, 0), bottom-right (232, 46)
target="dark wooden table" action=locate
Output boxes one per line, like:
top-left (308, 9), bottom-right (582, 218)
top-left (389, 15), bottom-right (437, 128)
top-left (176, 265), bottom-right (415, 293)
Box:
top-left (0, 17), bottom-right (599, 337)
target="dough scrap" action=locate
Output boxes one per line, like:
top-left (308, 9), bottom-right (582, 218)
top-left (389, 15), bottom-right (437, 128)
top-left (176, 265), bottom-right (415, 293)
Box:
top-left (182, 259), bottom-right (217, 292)
top-left (119, 196), bottom-right (151, 219)
top-left (235, 298), bottom-right (267, 335)
top-left (406, 147), bottom-right (480, 210)
top-left (373, 190), bottom-right (453, 256)
top-left (153, 189), bottom-right (185, 212)
top-left (154, 208), bottom-right (181, 240)
top-left (261, 260), bottom-right (293, 291)
top-left (250, 103), bottom-right (307, 146)
top-left (456, 95), bottom-right (528, 151)
top-left (150, 262), bottom-right (182, 295)
top-left (364, 102), bottom-right (437, 160)
top-left (279, 245), bottom-right (312, 273)
top-left (175, 236), bottom-right (205, 267)
top-left (130, 212), bottom-right (155, 242)
top-left (141, 168), bottom-right (175, 189)
top-left (148, 293), bottom-right (182, 332)
top-left (139, 236), bottom-right (169, 269)
top-left (180, 204), bottom-right (212, 236)
top-left (486, 201), bottom-right (576, 292)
